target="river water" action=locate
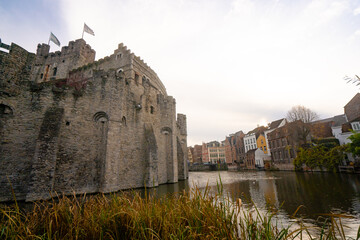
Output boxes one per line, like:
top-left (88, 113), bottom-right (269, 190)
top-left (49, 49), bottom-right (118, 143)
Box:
top-left (148, 171), bottom-right (360, 237)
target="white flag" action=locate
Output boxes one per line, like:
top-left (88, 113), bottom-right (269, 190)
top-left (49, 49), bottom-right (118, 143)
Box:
top-left (49, 32), bottom-right (60, 46)
top-left (83, 23), bottom-right (95, 36)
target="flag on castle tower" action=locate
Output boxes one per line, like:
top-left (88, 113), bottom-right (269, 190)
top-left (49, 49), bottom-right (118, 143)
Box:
top-left (83, 23), bottom-right (95, 36)
top-left (49, 32), bottom-right (60, 46)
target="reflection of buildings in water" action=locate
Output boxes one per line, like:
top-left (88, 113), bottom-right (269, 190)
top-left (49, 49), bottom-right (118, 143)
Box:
top-left (275, 172), bottom-right (360, 220)
top-left (248, 175), bottom-right (279, 211)
top-left (186, 171), bottom-right (360, 238)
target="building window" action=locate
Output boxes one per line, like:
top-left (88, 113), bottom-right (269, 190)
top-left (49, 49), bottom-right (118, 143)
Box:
top-left (264, 146), bottom-right (267, 151)
top-left (261, 139), bottom-right (263, 144)
top-left (260, 147), bottom-right (263, 151)
top-left (135, 73), bottom-right (139, 84)
top-left (0, 104), bottom-right (13, 117)
top-left (150, 106), bottom-right (154, 114)
top-left (53, 67), bottom-right (57, 76)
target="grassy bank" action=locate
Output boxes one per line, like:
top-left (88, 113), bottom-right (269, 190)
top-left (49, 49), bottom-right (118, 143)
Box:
top-left (1, 187), bottom-right (359, 239)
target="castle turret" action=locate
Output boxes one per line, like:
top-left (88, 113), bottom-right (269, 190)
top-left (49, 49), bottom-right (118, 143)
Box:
top-left (31, 39), bottom-right (95, 83)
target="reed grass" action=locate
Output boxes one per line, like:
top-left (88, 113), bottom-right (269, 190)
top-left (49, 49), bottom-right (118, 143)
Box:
top-left (1, 186), bottom-right (359, 239)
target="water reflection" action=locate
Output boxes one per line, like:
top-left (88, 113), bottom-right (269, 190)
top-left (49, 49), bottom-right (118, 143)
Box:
top-left (187, 171), bottom-right (360, 219)
top-left (137, 171), bottom-right (360, 236)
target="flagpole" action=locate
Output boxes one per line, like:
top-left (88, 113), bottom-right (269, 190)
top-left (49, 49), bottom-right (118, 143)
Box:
top-left (82, 23), bottom-right (85, 39)
top-left (48, 34), bottom-right (50, 45)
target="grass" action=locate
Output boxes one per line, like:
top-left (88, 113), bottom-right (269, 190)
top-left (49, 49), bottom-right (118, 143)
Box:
top-left (1, 186), bottom-right (359, 239)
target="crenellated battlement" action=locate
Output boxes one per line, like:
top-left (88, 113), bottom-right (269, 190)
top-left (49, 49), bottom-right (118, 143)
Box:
top-left (32, 39), bottom-right (95, 82)
top-left (90, 42), bottom-right (167, 95)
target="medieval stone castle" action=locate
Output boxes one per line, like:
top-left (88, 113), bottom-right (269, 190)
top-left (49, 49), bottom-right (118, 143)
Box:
top-left (0, 38), bottom-right (188, 202)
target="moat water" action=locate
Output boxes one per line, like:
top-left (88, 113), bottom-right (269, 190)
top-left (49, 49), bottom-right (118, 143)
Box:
top-left (146, 171), bottom-right (360, 237)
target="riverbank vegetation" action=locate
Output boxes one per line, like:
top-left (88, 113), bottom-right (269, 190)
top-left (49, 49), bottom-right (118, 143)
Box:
top-left (294, 138), bottom-right (346, 172)
top-left (294, 132), bottom-right (360, 172)
top-left (294, 134), bottom-right (360, 172)
top-left (1, 186), bottom-right (359, 239)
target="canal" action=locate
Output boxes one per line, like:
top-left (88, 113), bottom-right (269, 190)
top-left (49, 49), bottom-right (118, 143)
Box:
top-left (148, 171), bottom-right (360, 236)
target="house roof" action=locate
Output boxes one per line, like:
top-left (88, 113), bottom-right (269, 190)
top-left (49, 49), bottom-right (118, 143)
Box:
top-left (246, 126), bottom-right (267, 138)
top-left (312, 117), bottom-right (334, 124)
top-left (344, 93), bottom-right (360, 108)
top-left (332, 114), bottom-right (347, 127)
top-left (268, 118), bottom-right (285, 130)
top-left (246, 149), bottom-right (256, 154)
top-left (234, 130), bottom-right (244, 136)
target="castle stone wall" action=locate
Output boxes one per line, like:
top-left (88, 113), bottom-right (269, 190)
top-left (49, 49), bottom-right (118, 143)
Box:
top-left (0, 39), bottom-right (188, 202)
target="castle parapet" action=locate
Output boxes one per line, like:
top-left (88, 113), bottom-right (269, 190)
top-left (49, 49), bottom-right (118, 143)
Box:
top-left (32, 39), bottom-right (95, 83)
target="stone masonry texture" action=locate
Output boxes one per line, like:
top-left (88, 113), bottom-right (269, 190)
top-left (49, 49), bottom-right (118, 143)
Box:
top-left (0, 39), bottom-right (188, 202)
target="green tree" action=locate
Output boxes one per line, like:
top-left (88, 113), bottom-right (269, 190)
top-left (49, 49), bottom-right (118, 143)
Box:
top-left (348, 132), bottom-right (360, 157)
top-left (294, 144), bottom-right (345, 172)
top-left (324, 145), bottom-right (346, 172)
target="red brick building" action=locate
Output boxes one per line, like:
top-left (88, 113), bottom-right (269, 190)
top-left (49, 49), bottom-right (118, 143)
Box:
top-left (224, 135), bottom-right (235, 165)
top-left (344, 93), bottom-right (360, 122)
top-left (310, 120), bottom-right (334, 139)
top-left (201, 142), bottom-right (209, 163)
top-left (267, 121), bottom-right (304, 169)
top-left (245, 149), bottom-right (256, 169)
top-left (193, 145), bottom-right (203, 163)
top-left (234, 131), bottom-right (246, 166)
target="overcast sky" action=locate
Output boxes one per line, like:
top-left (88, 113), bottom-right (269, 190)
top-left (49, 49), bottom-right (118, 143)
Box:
top-left (1, 0), bottom-right (360, 146)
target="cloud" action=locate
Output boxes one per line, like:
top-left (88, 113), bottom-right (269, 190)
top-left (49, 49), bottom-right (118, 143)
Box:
top-left (353, 6), bottom-right (360, 15)
top-left (3, 0), bottom-right (358, 146)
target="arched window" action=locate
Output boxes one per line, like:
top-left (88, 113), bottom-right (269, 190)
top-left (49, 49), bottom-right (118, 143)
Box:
top-left (0, 104), bottom-right (13, 117)
top-left (161, 127), bottom-right (172, 135)
top-left (93, 111), bottom-right (109, 123)
top-left (121, 116), bottom-right (127, 126)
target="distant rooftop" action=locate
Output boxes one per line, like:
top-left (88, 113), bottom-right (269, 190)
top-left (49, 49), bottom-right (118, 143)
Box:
top-left (332, 114), bottom-right (347, 127)
top-left (268, 118), bottom-right (285, 130)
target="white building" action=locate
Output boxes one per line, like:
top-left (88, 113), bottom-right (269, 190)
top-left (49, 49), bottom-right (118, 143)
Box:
top-left (244, 132), bottom-right (257, 153)
top-left (254, 148), bottom-right (269, 168)
top-left (331, 93), bottom-right (360, 162)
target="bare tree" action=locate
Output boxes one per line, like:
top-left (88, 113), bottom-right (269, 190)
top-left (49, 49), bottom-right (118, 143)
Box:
top-left (286, 105), bottom-right (319, 145)
top-left (344, 75), bottom-right (360, 88)
top-left (286, 105), bottom-right (319, 123)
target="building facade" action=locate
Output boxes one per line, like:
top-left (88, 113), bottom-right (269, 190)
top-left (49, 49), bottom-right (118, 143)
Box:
top-left (344, 93), bottom-right (360, 122)
top-left (256, 134), bottom-right (268, 154)
top-left (224, 135), bottom-right (236, 165)
top-left (267, 122), bottom-right (302, 170)
top-left (193, 144), bottom-right (203, 163)
top-left (264, 119), bottom-right (286, 156)
top-left (207, 141), bottom-right (226, 164)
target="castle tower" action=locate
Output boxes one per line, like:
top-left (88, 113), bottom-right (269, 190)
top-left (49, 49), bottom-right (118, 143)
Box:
top-left (31, 39), bottom-right (96, 83)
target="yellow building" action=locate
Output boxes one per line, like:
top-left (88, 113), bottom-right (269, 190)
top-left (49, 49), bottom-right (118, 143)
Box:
top-left (256, 134), bottom-right (268, 154)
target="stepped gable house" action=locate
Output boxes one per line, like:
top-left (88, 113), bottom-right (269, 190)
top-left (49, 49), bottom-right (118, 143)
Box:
top-left (0, 39), bottom-right (188, 202)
